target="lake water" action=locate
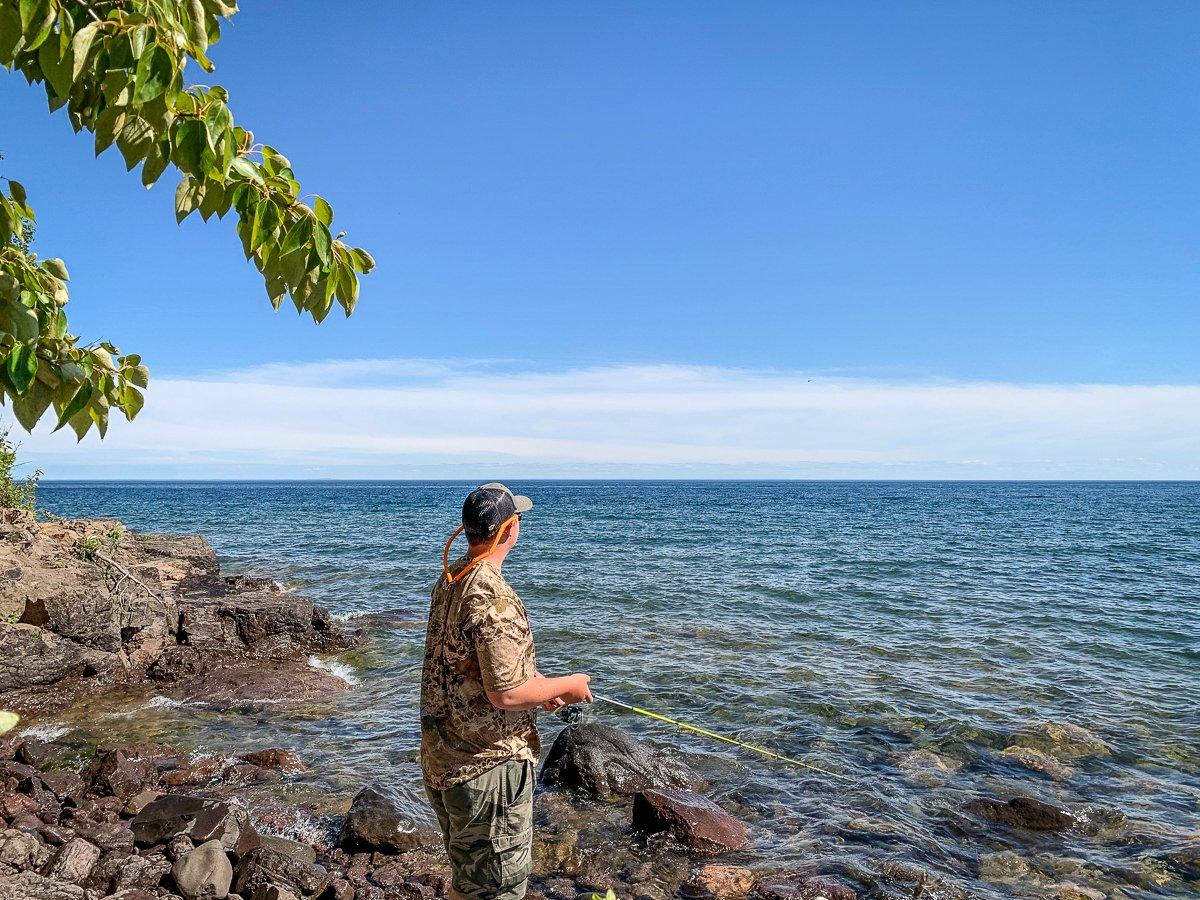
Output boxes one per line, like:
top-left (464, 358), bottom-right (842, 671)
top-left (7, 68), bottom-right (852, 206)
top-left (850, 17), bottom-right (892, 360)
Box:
top-left (31, 481), bottom-right (1200, 898)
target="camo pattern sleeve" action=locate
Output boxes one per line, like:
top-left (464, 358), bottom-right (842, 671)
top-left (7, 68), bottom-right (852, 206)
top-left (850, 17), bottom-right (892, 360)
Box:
top-left (466, 575), bottom-right (536, 694)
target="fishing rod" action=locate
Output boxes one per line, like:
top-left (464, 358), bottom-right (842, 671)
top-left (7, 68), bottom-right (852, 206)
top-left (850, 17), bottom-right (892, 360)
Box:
top-left (570, 692), bottom-right (854, 783)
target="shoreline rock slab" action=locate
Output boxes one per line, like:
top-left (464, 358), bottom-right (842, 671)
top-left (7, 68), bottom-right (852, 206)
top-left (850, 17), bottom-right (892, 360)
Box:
top-left (540, 723), bottom-right (702, 799)
top-left (632, 788), bottom-right (749, 855)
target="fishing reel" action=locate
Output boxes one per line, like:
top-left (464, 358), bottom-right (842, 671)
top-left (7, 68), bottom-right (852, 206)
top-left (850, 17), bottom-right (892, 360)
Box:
top-left (554, 704), bottom-right (588, 724)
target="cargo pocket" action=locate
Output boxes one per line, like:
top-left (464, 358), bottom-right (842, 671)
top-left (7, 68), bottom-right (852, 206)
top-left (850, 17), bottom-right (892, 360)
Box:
top-left (489, 828), bottom-right (533, 894)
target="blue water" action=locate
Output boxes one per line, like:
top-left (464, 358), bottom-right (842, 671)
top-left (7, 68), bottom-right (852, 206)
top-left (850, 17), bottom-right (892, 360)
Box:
top-left (32, 481), bottom-right (1200, 898)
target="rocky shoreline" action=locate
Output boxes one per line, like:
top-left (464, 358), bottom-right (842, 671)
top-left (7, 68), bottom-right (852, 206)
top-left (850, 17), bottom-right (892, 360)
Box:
top-left (3, 514), bottom-right (1197, 900)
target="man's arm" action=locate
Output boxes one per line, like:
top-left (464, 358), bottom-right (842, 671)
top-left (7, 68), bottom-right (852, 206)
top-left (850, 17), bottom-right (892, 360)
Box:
top-left (486, 673), bottom-right (593, 713)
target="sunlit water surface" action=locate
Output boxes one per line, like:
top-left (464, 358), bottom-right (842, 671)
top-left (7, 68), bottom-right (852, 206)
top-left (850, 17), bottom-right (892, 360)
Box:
top-left (30, 481), bottom-right (1200, 898)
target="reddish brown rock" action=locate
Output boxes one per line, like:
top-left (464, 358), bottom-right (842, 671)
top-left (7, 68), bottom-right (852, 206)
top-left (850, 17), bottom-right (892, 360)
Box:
top-left (632, 789), bottom-right (749, 855)
top-left (239, 749), bottom-right (306, 773)
top-left (683, 863), bottom-right (756, 898)
top-left (965, 796), bottom-right (1078, 832)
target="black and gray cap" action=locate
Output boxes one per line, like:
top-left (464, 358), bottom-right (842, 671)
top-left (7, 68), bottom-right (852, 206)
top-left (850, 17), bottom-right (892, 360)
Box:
top-left (462, 482), bottom-right (533, 542)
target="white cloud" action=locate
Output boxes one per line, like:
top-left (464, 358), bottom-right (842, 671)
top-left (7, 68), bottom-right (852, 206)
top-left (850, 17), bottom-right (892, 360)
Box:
top-left (10, 360), bottom-right (1200, 479)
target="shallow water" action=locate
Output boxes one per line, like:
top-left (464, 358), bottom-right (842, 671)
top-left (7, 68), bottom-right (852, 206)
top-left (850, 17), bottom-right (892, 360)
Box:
top-left (29, 481), bottom-right (1200, 898)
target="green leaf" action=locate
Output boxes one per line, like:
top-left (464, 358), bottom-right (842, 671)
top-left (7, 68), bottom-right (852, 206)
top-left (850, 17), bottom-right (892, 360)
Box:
top-left (68, 407), bottom-right (93, 441)
top-left (186, 0), bottom-right (208, 50)
top-left (0, 5), bottom-right (22, 67)
top-left (313, 196), bottom-right (333, 227)
top-left (94, 107), bottom-right (126, 156)
top-left (127, 364), bottom-right (150, 389)
top-left (134, 44), bottom-right (174, 104)
top-left (312, 221), bottom-right (332, 267)
top-left (116, 116), bottom-right (155, 170)
top-left (5, 344), bottom-right (37, 393)
top-left (174, 177), bottom-right (205, 223)
top-left (279, 216), bottom-right (309, 256)
top-left (198, 182), bottom-right (226, 221)
top-left (43, 258), bottom-right (69, 281)
top-left (172, 119), bottom-right (209, 174)
top-left (18, 0), bottom-right (47, 35)
top-left (12, 379), bottom-right (52, 432)
top-left (7, 180), bottom-right (26, 207)
top-left (54, 382), bottom-right (92, 432)
top-left (37, 39), bottom-right (72, 98)
top-left (353, 248), bottom-right (376, 273)
top-left (335, 264), bottom-right (359, 315)
top-left (229, 155), bottom-right (262, 184)
top-left (70, 21), bottom-right (99, 82)
top-left (250, 197), bottom-right (281, 252)
top-left (119, 384), bottom-right (144, 419)
top-left (141, 141), bottom-right (170, 188)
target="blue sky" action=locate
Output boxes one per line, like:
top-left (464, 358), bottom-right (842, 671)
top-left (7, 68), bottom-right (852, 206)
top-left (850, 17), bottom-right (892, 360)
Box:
top-left (3, 2), bottom-right (1199, 478)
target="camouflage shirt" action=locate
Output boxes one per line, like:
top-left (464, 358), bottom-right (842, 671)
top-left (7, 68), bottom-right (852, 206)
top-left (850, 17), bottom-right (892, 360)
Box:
top-left (420, 558), bottom-right (540, 789)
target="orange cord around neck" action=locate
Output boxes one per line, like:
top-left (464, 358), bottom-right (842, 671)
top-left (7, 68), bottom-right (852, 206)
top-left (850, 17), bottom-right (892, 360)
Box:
top-left (443, 513), bottom-right (518, 584)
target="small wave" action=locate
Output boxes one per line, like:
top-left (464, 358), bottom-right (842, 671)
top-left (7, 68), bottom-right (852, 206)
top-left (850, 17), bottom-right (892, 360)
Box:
top-left (103, 695), bottom-right (188, 718)
top-left (18, 723), bottom-right (70, 741)
top-left (308, 654), bottom-right (361, 686)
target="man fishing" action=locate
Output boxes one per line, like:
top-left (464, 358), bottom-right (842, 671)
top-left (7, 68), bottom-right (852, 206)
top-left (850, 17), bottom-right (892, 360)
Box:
top-left (421, 483), bottom-right (593, 900)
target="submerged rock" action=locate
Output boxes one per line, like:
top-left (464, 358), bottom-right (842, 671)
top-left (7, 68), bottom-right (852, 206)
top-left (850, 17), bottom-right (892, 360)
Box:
top-left (752, 872), bottom-right (857, 900)
top-left (1011, 721), bottom-right (1113, 760)
top-left (965, 796), bottom-right (1078, 832)
top-left (978, 850), bottom-right (1031, 881)
top-left (339, 786), bottom-right (434, 854)
top-left (998, 745), bottom-right (1076, 781)
top-left (682, 863), bottom-right (756, 898)
top-left (632, 788), bottom-right (748, 855)
top-left (540, 724), bottom-right (701, 799)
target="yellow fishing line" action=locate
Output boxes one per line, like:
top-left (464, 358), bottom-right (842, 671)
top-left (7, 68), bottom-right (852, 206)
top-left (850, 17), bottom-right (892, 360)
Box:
top-left (594, 694), bottom-right (854, 782)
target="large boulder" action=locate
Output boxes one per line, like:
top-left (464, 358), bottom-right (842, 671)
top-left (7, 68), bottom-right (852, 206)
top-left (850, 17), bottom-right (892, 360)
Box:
top-left (540, 724), bottom-right (701, 799)
top-left (132, 795), bottom-right (260, 855)
top-left (632, 788), bottom-right (748, 855)
top-left (0, 623), bottom-right (115, 693)
top-left (965, 796), bottom-right (1078, 832)
top-left (84, 748), bottom-right (158, 799)
top-left (0, 826), bottom-right (43, 870)
top-left (339, 787), bottom-right (435, 854)
top-left (173, 840), bottom-right (234, 900)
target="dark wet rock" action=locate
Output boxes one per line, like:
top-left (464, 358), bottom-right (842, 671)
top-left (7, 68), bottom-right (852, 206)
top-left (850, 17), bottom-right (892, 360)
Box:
top-left (682, 863), bottom-right (756, 898)
top-left (149, 645), bottom-right (208, 683)
top-left (132, 795), bottom-right (259, 855)
top-left (14, 738), bottom-right (54, 768)
top-left (174, 840), bottom-right (234, 900)
top-left (0, 871), bottom-right (86, 900)
top-left (39, 771), bottom-right (86, 804)
top-left (85, 749), bottom-right (158, 800)
top-left (161, 756), bottom-right (228, 789)
top-left (752, 873), bottom-right (856, 900)
top-left (339, 787), bottom-right (435, 854)
top-left (0, 623), bottom-right (115, 694)
top-left (541, 724), bottom-right (702, 799)
top-left (46, 837), bottom-right (100, 885)
top-left (1157, 843), bottom-right (1200, 882)
top-left (239, 749), bottom-right (306, 773)
top-left (965, 796), bottom-right (1078, 831)
top-left (632, 788), bottom-right (748, 855)
top-left (233, 846), bottom-right (330, 898)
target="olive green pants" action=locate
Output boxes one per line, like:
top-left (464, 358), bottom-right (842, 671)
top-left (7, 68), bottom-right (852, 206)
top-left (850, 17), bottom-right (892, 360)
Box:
top-left (426, 760), bottom-right (534, 900)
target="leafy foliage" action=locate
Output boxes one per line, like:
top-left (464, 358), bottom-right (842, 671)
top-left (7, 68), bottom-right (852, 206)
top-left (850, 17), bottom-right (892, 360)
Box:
top-left (0, 426), bottom-right (40, 509)
top-left (0, 0), bottom-right (375, 437)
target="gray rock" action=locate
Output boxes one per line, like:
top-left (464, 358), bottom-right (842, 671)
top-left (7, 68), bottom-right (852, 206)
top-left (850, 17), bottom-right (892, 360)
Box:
top-left (632, 788), bottom-right (749, 855)
top-left (540, 724), bottom-right (702, 799)
top-left (0, 871), bottom-right (86, 900)
top-left (110, 853), bottom-right (172, 892)
top-left (173, 840), bottom-right (234, 900)
top-left (1011, 721), bottom-right (1113, 760)
top-left (132, 796), bottom-right (259, 856)
top-left (339, 787), bottom-right (433, 854)
top-left (0, 826), bottom-right (42, 870)
top-left (47, 837), bottom-right (101, 885)
top-left (233, 847), bottom-right (329, 898)
top-left (979, 850), bottom-right (1031, 881)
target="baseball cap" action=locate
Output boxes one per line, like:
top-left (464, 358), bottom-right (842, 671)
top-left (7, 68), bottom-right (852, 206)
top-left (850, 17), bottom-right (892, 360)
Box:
top-left (462, 482), bottom-right (533, 541)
